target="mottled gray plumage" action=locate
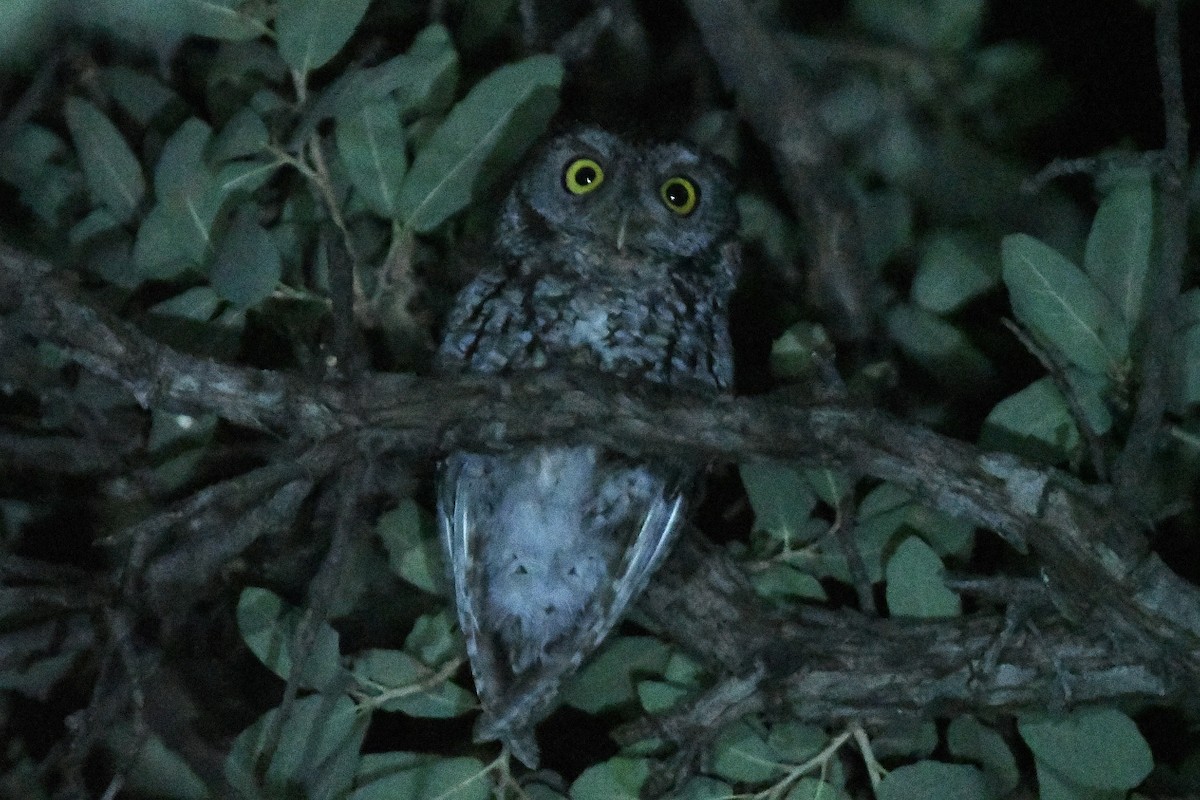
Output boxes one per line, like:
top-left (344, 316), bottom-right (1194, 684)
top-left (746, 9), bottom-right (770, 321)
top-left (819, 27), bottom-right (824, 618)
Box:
top-left (436, 127), bottom-right (738, 766)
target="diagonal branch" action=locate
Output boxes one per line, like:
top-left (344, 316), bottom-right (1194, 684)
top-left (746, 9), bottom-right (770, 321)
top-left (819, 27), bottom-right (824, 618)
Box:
top-left (681, 0), bottom-right (872, 341)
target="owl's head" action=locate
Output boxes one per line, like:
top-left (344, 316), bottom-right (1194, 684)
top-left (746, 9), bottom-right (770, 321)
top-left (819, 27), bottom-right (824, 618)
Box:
top-left (500, 127), bottom-right (738, 264)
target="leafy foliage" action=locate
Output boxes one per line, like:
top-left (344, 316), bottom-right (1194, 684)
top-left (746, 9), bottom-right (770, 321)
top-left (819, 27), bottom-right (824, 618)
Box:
top-left (0, 0), bottom-right (1195, 798)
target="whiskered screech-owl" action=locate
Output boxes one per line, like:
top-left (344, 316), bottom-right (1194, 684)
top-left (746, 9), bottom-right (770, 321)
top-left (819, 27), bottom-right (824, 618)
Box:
top-left (436, 126), bottom-right (739, 766)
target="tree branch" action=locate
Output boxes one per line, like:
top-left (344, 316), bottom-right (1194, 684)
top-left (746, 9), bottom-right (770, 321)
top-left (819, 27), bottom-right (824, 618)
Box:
top-left (682, 0), bottom-right (872, 341)
top-left (1114, 0), bottom-right (1191, 501)
top-left (3, 241), bottom-right (1200, 722)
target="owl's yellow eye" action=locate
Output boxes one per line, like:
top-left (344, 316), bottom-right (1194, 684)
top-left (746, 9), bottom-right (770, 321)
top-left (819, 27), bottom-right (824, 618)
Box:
top-left (563, 158), bottom-right (605, 195)
top-left (660, 176), bottom-right (698, 215)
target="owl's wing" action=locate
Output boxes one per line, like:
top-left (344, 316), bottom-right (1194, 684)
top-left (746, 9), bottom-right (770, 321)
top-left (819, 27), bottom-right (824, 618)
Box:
top-left (437, 449), bottom-right (689, 768)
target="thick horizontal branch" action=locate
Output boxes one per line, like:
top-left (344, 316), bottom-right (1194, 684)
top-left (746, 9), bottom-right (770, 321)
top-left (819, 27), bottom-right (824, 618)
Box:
top-left (639, 538), bottom-right (1174, 723)
top-left (3, 243), bottom-right (1200, 717)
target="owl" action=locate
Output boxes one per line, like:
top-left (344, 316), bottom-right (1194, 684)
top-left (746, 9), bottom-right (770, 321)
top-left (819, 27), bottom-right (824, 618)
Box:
top-left (436, 126), bottom-right (739, 767)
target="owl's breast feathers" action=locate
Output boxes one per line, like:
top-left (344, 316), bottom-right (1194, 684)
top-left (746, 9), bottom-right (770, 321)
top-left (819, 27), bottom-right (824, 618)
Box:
top-left (436, 242), bottom-right (736, 766)
top-left (436, 256), bottom-right (735, 392)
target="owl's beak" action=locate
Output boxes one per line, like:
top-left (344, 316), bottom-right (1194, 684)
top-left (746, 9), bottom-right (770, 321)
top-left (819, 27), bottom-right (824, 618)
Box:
top-left (615, 210), bottom-right (631, 253)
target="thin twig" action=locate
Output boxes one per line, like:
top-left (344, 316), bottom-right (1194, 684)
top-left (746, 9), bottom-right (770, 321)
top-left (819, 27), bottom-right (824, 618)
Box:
top-left (1023, 151), bottom-right (1167, 195)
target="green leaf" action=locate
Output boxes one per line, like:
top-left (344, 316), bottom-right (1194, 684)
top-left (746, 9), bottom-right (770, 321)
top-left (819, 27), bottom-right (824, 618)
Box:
top-left (947, 716), bottom-right (1019, 795)
top-left (348, 24), bottom-right (458, 118)
top-left (134, 118), bottom-right (227, 279)
top-left (766, 722), bottom-right (828, 763)
top-left (210, 208), bottom-right (282, 308)
top-left (1084, 169), bottom-right (1154, 327)
top-left (337, 100), bottom-right (407, 218)
top-left (133, 203), bottom-right (196, 279)
top-left (887, 303), bottom-right (994, 386)
top-left (398, 54), bottom-right (562, 232)
top-left (768, 322), bottom-right (831, 381)
top-left (351, 753), bottom-right (490, 800)
top-left (885, 536), bottom-right (961, 618)
top-left (181, 0), bottom-right (271, 40)
top-left (853, 0), bottom-right (982, 52)
top-left (215, 158), bottom-right (283, 200)
top-left (0, 123), bottom-right (65, 187)
top-left (149, 286), bottom-right (222, 320)
top-left (877, 761), bottom-right (992, 800)
top-left (979, 377), bottom-right (1080, 462)
top-left (0, 124), bottom-right (78, 225)
top-left (236, 586), bottom-right (342, 690)
top-left (1002, 233), bottom-right (1127, 375)
top-left (0, 647), bottom-right (84, 699)
top-left (663, 651), bottom-right (704, 686)
top-left (805, 468), bottom-right (851, 506)
top-left (100, 66), bottom-right (179, 126)
top-left (1035, 762), bottom-right (1125, 800)
top-left (750, 563), bottom-right (827, 602)
top-left (376, 499), bottom-right (446, 595)
top-left (225, 693), bottom-right (365, 800)
top-left (403, 610), bottom-right (460, 666)
top-left (904, 503), bottom-right (974, 559)
top-left (636, 679), bottom-right (690, 714)
top-left (351, 649), bottom-right (474, 718)
top-left (739, 463), bottom-right (819, 544)
top-left (673, 777), bottom-right (735, 800)
top-left (562, 636), bottom-right (671, 713)
top-left (737, 193), bottom-right (802, 272)
top-left (807, 481), bottom-right (908, 584)
top-left (104, 726), bottom-right (208, 800)
top-left (912, 230), bottom-right (1000, 313)
top-left (277, 0), bottom-right (372, 77)
top-left (210, 108), bottom-right (270, 163)
top-left (858, 187), bottom-right (914, 270)
top-left (1019, 708), bottom-right (1152, 790)
top-left (571, 757), bottom-right (650, 800)
top-left (711, 722), bottom-right (782, 783)
top-left (155, 117), bottom-right (213, 199)
top-left (64, 97), bottom-right (146, 223)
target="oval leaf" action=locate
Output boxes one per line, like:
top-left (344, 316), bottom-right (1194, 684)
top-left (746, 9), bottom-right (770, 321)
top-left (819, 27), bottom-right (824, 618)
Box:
top-left (1019, 708), bottom-right (1152, 790)
top-left (947, 716), bottom-right (1019, 795)
top-left (64, 97), bottom-right (146, 223)
top-left (979, 377), bottom-right (1079, 463)
top-left (182, 0), bottom-right (270, 40)
top-left (912, 230), bottom-right (1000, 314)
top-left (877, 761), bottom-right (991, 800)
top-left (376, 499), bottom-right (446, 595)
top-left (235, 586), bottom-right (341, 690)
top-left (1002, 233), bottom-right (1126, 375)
top-left (739, 462), bottom-right (818, 544)
top-left (210, 209), bottom-right (282, 308)
top-left (1084, 169), bottom-right (1154, 327)
top-left (225, 694), bottom-right (364, 799)
top-left (885, 536), bottom-right (961, 618)
top-left (571, 757), bottom-right (650, 800)
top-left (887, 303), bottom-right (994, 386)
top-left (562, 636), bottom-right (671, 714)
top-left (336, 100), bottom-right (407, 218)
top-left (277, 0), bottom-right (372, 77)
top-left (398, 54), bottom-right (562, 233)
